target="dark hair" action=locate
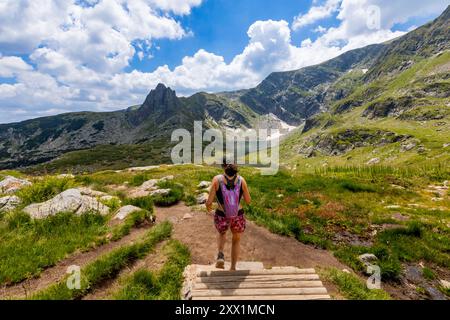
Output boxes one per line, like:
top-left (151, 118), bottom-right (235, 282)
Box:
top-left (222, 158), bottom-right (238, 177)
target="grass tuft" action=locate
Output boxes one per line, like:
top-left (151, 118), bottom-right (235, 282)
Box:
top-left (322, 268), bottom-right (391, 300)
top-left (114, 240), bottom-right (190, 300)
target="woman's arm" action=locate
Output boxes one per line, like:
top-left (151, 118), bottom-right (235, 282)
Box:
top-left (241, 177), bottom-right (251, 205)
top-left (206, 176), bottom-right (218, 213)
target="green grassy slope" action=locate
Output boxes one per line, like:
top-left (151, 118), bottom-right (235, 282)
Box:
top-left (280, 51), bottom-right (450, 171)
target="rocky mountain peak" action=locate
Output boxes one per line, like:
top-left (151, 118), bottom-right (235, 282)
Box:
top-left (126, 83), bottom-right (183, 126)
top-left (143, 83), bottom-right (178, 107)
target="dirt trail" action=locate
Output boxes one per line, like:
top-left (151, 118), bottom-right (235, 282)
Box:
top-left (0, 225), bottom-right (153, 299)
top-left (157, 203), bottom-right (345, 269)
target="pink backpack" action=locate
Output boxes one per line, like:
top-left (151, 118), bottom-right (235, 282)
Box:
top-left (219, 175), bottom-right (242, 218)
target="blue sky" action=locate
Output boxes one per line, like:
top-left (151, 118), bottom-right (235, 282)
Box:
top-left (0, 0), bottom-right (447, 123)
top-left (141, 0), bottom-right (317, 70)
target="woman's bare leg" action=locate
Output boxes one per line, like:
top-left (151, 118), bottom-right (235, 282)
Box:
top-left (216, 232), bottom-right (227, 269)
top-left (230, 232), bottom-right (241, 271)
top-left (217, 232), bottom-right (226, 253)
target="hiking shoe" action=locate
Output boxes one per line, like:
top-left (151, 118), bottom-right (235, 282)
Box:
top-left (216, 252), bottom-right (225, 269)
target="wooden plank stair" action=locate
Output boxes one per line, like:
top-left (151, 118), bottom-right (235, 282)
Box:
top-left (183, 263), bottom-right (330, 300)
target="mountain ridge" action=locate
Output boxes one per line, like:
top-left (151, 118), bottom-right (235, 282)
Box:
top-left (0, 5), bottom-right (449, 171)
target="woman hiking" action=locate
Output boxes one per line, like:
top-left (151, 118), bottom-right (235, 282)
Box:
top-left (206, 160), bottom-right (251, 271)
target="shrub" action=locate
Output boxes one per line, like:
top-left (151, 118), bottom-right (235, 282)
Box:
top-left (124, 196), bottom-right (154, 211)
top-left (17, 177), bottom-right (76, 206)
top-left (339, 180), bottom-right (376, 193)
top-left (153, 181), bottom-right (184, 207)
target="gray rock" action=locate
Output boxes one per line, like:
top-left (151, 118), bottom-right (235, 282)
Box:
top-left (0, 176), bottom-right (31, 194)
top-left (366, 157), bottom-right (380, 165)
top-left (127, 165), bottom-right (160, 172)
top-left (342, 269), bottom-right (351, 274)
top-left (440, 279), bottom-right (450, 290)
top-left (358, 253), bottom-right (378, 266)
top-left (77, 187), bottom-right (107, 197)
top-left (401, 142), bottom-right (417, 152)
top-left (385, 205), bottom-right (401, 209)
top-left (114, 205), bottom-right (142, 220)
top-left (404, 265), bottom-right (423, 284)
top-left (424, 285), bottom-right (447, 300)
top-left (149, 189), bottom-right (171, 196)
top-left (417, 146), bottom-right (428, 153)
top-left (140, 176), bottom-right (174, 191)
top-left (196, 193), bottom-right (209, 204)
top-left (198, 181), bottom-right (211, 189)
top-left (23, 189), bottom-right (110, 219)
top-left (100, 195), bottom-right (119, 202)
top-left (141, 179), bottom-right (158, 190)
top-left (183, 213), bottom-right (194, 220)
top-left (57, 174), bottom-right (75, 179)
top-left (0, 195), bottom-right (21, 212)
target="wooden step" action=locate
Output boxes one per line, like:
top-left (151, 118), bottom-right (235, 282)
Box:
top-left (193, 280), bottom-right (323, 290)
top-left (196, 274), bottom-right (320, 283)
top-left (192, 294), bottom-right (331, 301)
top-left (183, 263), bottom-right (330, 301)
top-left (197, 268), bottom-right (316, 277)
top-left (191, 287), bottom-right (328, 297)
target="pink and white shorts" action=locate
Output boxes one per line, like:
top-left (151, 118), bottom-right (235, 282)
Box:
top-left (214, 209), bottom-right (246, 234)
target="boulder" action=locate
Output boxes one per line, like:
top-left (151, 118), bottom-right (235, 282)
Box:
top-left (77, 187), bottom-right (107, 197)
top-left (196, 193), bottom-right (209, 204)
top-left (100, 195), bottom-right (119, 202)
top-left (0, 195), bottom-right (21, 212)
top-left (114, 205), bottom-right (142, 220)
top-left (127, 165), bottom-right (160, 172)
top-left (400, 142), bottom-right (416, 152)
top-left (198, 181), bottom-right (211, 189)
top-left (358, 253), bottom-right (378, 266)
top-left (404, 265), bottom-right (423, 284)
top-left (141, 179), bottom-right (159, 191)
top-left (128, 176), bottom-right (175, 199)
top-left (439, 279), bottom-right (450, 290)
top-left (342, 269), bottom-right (351, 274)
top-left (57, 174), bottom-right (75, 179)
top-left (366, 157), bottom-right (380, 165)
top-left (0, 176), bottom-right (31, 194)
top-left (23, 189), bottom-right (109, 219)
top-left (149, 189), bottom-right (171, 196)
top-left (385, 205), bottom-right (401, 209)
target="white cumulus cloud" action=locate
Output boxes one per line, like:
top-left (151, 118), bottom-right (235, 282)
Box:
top-left (292, 0), bottom-right (341, 30)
top-left (0, 0), bottom-right (448, 123)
